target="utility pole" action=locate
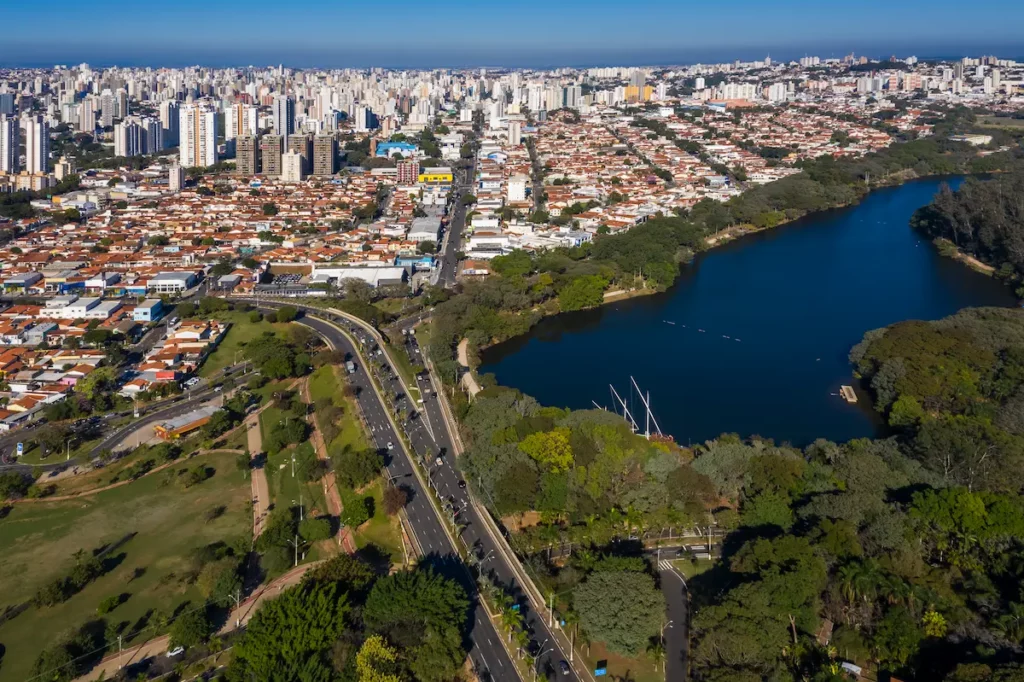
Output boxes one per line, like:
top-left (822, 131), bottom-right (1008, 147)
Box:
top-left (118, 634), bottom-right (123, 669)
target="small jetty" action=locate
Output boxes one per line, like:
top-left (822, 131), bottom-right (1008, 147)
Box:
top-left (840, 385), bottom-right (858, 403)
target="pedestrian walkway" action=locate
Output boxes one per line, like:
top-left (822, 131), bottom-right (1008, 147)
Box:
top-left (301, 374), bottom-right (356, 554)
top-left (246, 412), bottom-right (270, 539)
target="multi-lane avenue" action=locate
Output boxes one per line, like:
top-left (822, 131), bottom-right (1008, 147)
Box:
top-left (252, 301), bottom-right (584, 682)
top-left (268, 311), bottom-right (524, 682)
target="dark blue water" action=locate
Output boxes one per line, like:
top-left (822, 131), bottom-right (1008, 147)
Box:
top-left (479, 177), bottom-right (1016, 446)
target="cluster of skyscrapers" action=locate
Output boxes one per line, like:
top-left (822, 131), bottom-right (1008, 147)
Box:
top-left (0, 113), bottom-right (50, 176)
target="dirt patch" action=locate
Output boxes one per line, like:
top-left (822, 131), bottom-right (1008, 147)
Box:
top-left (501, 510), bottom-right (542, 532)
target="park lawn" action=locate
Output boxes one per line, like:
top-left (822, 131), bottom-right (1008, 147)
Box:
top-left (308, 365), bottom-right (340, 405)
top-left (576, 642), bottom-right (661, 682)
top-left (978, 115), bottom-right (1024, 129)
top-left (311, 366), bottom-right (371, 456)
top-left (199, 311), bottom-right (290, 378)
top-left (41, 435), bottom-right (203, 498)
top-left (263, 442), bottom-right (329, 564)
top-left (0, 451), bottom-right (250, 682)
top-left (673, 556), bottom-right (715, 579)
top-left (347, 480), bottom-right (403, 563)
top-left (252, 378), bottom-right (295, 406)
top-left (16, 434), bottom-right (105, 469)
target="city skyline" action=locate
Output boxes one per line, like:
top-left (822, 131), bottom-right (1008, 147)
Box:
top-left (3, 0), bottom-right (1024, 68)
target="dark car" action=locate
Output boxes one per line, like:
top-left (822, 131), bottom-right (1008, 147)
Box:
top-left (559, 660), bottom-right (571, 676)
top-left (458, 480), bottom-right (467, 489)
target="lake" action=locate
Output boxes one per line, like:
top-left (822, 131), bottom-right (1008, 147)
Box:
top-left (479, 177), bottom-right (1017, 447)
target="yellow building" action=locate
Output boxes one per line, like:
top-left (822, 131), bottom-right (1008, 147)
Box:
top-left (417, 167), bottom-right (453, 185)
top-left (625, 85), bottom-right (655, 103)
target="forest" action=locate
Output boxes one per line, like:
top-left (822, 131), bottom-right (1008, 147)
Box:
top-left (911, 171), bottom-right (1024, 285)
top-left (457, 353), bottom-right (1024, 680)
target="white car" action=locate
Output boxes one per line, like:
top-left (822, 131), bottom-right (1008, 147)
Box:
top-left (387, 442), bottom-right (394, 450)
top-left (166, 646), bottom-right (185, 658)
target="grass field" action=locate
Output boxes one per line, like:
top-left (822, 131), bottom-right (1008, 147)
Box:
top-left (576, 641), bottom-right (661, 682)
top-left (673, 556), bottom-right (715, 579)
top-left (16, 436), bottom-right (103, 468)
top-left (308, 366), bottom-right (370, 454)
top-left (978, 115), bottom-right (1024, 129)
top-left (347, 480), bottom-right (403, 563)
top-left (0, 450), bottom-right (250, 682)
top-left (308, 367), bottom-right (401, 563)
top-left (199, 311), bottom-right (290, 378)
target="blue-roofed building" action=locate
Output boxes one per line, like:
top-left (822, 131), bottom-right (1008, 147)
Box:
top-left (396, 255), bottom-right (436, 271)
top-left (375, 142), bottom-right (418, 158)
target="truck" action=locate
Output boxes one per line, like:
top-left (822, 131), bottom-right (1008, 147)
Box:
top-left (345, 361), bottom-right (356, 374)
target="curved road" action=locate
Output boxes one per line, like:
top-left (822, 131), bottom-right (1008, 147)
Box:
top-left (259, 308), bottom-right (522, 682)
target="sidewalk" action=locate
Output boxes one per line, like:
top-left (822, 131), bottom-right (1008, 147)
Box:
top-left (301, 375), bottom-right (357, 555)
top-left (246, 412), bottom-right (270, 539)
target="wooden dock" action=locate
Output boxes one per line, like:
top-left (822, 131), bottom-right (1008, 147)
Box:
top-left (840, 385), bottom-right (858, 403)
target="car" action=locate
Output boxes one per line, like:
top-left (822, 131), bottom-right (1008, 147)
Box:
top-left (458, 480), bottom-right (467, 489)
top-left (387, 442), bottom-right (394, 450)
top-left (435, 455), bottom-right (443, 466)
top-left (559, 660), bottom-right (571, 676)
top-left (166, 646), bottom-right (185, 658)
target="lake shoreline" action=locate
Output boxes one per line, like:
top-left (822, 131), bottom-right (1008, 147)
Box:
top-left (471, 173), bottom-right (979, 363)
top-left (479, 175), bottom-right (1016, 446)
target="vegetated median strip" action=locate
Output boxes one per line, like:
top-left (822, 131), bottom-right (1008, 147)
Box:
top-left (302, 313), bottom-right (527, 680)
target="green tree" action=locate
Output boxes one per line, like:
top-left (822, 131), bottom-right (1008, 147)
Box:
top-left (572, 570), bottom-right (663, 656)
top-left (276, 305), bottom-right (298, 323)
top-left (299, 517), bottom-right (332, 542)
top-left (518, 428), bottom-right (574, 473)
top-left (872, 607), bottom-right (922, 668)
top-left (197, 558), bottom-right (242, 605)
top-left (333, 447), bottom-right (382, 489)
top-left (169, 607), bottom-right (212, 648)
top-left (230, 581), bottom-right (350, 682)
top-left (558, 275), bottom-right (608, 312)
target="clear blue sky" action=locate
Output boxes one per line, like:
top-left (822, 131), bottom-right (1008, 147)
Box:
top-left (3, 0), bottom-right (1023, 68)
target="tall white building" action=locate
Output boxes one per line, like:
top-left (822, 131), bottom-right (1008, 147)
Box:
top-left (272, 95), bottom-right (294, 145)
top-left (508, 119), bottom-right (521, 146)
top-left (224, 103), bottom-right (258, 141)
top-left (99, 88), bottom-right (115, 127)
top-left (79, 96), bottom-right (97, 133)
top-left (179, 105), bottom-right (217, 168)
top-left (21, 114), bottom-right (49, 174)
top-left (0, 115), bottom-right (17, 173)
top-left (168, 164), bottom-right (185, 192)
top-left (281, 151), bottom-right (305, 182)
top-left (115, 117), bottom-right (144, 157)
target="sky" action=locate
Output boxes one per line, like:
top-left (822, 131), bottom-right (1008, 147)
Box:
top-left (3, 0), bottom-right (1024, 69)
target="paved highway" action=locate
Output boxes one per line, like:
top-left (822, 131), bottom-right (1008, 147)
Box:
top-left (253, 299), bottom-right (586, 681)
top-left (436, 160), bottom-right (475, 288)
top-left (397, 325), bottom-right (583, 682)
top-left (258, 308), bottom-right (522, 682)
